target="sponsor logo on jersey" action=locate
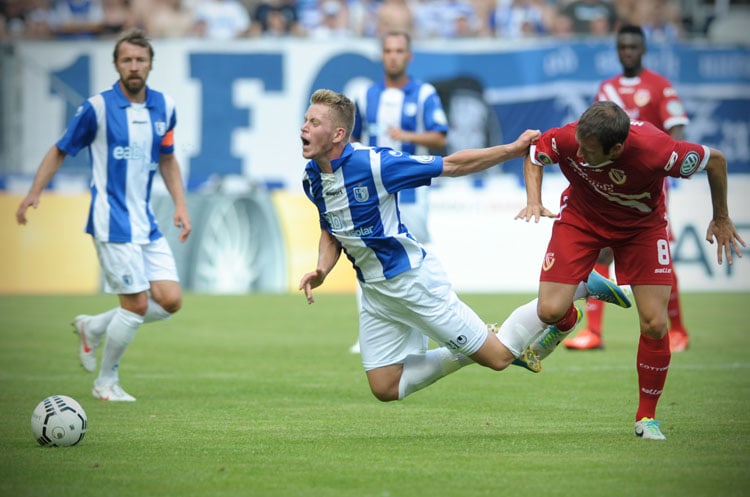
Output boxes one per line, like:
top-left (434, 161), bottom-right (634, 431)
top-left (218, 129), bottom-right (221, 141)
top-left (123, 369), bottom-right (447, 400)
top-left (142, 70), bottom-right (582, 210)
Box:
top-left (608, 168), bottom-right (626, 185)
top-left (679, 151), bottom-right (700, 176)
top-left (324, 188), bottom-right (344, 198)
top-left (446, 334), bottom-right (468, 350)
top-left (664, 151), bottom-right (679, 171)
top-left (113, 145), bottom-right (145, 160)
top-left (351, 226), bottom-right (373, 236)
top-left (353, 186), bottom-right (369, 202)
top-left (542, 252), bottom-right (555, 271)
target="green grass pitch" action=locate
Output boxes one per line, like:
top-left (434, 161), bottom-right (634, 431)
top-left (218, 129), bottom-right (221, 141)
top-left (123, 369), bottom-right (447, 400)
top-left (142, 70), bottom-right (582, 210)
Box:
top-left (1, 292), bottom-right (748, 497)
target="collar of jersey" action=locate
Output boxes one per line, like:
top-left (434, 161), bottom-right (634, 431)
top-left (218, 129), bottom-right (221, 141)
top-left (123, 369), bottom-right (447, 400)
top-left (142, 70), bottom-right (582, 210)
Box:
top-left (112, 81), bottom-right (155, 108)
top-left (327, 143), bottom-right (354, 173)
top-left (377, 76), bottom-right (419, 94)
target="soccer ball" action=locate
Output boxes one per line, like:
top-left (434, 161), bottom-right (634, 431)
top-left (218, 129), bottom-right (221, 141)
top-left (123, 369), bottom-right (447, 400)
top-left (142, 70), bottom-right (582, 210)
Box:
top-left (30, 395), bottom-right (87, 447)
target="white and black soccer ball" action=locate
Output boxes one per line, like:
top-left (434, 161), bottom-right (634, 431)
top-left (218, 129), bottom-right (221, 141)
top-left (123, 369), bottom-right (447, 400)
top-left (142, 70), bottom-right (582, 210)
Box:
top-left (31, 395), bottom-right (87, 447)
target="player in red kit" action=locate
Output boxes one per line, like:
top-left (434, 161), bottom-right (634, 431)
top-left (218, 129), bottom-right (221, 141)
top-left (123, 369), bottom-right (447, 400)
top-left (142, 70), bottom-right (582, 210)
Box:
top-left (566, 24), bottom-right (692, 352)
top-left (516, 102), bottom-right (744, 439)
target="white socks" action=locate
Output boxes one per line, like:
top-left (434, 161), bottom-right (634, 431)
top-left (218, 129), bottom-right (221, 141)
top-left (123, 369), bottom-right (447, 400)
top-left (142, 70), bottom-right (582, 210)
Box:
top-left (87, 298), bottom-right (171, 338)
top-left (398, 348), bottom-right (473, 400)
top-left (496, 299), bottom-right (546, 356)
top-left (143, 299), bottom-right (171, 323)
top-left (496, 281), bottom-right (589, 356)
top-left (574, 280), bottom-right (588, 300)
top-left (96, 308), bottom-right (144, 385)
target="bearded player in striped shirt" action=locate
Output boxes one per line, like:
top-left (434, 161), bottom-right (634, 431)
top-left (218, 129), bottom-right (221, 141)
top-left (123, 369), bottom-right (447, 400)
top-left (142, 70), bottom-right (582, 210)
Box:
top-left (16, 29), bottom-right (191, 402)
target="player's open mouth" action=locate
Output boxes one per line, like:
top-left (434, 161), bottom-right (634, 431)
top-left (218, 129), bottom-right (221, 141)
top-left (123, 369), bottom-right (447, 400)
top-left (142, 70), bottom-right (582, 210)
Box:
top-left (301, 138), bottom-right (310, 146)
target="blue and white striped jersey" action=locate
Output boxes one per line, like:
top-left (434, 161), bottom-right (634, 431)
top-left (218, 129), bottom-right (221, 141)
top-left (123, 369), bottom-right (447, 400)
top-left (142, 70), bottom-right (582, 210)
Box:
top-left (57, 82), bottom-right (177, 243)
top-left (351, 77), bottom-right (448, 242)
top-left (351, 77), bottom-right (448, 154)
top-left (302, 143), bottom-right (444, 283)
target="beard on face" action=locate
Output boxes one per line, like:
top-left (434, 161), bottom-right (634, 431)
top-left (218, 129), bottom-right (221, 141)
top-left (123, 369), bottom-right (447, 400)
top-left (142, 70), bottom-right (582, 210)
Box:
top-left (122, 76), bottom-right (145, 96)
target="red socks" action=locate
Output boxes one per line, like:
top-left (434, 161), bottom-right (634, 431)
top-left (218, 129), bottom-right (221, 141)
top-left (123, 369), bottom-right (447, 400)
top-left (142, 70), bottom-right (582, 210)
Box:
top-left (636, 334), bottom-right (671, 420)
top-left (553, 304), bottom-right (579, 332)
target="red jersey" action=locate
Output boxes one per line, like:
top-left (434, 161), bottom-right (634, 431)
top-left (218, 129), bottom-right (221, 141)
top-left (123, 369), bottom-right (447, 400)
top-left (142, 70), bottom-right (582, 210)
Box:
top-left (530, 120), bottom-right (708, 238)
top-left (596, 68), bottom-right (688, 133)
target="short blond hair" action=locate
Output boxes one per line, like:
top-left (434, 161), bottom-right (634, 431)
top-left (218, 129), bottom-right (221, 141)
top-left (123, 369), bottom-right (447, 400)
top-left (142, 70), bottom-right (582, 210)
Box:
top-left (310, 89), bottom-right (355, 141)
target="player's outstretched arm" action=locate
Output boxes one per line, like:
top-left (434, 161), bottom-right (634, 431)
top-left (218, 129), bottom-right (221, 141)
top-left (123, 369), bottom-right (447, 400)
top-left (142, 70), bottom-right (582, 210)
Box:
top-left (441, 129), bottom-right (540, 177)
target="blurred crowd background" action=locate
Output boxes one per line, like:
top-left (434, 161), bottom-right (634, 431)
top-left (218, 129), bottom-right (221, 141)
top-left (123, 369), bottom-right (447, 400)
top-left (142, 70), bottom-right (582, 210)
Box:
top-left (1, 0), bottom-right (748, 44)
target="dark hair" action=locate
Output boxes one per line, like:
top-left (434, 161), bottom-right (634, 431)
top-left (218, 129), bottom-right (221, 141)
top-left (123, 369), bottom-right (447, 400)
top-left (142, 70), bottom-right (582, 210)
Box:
top-left (577, 102), bottom-right (630, 154)
top-left (617, 24), bottom-right (645, 40)
top-left (381, 31), bottom-right (411, 50)
top-left (113, 28), bottom-right (154, 63)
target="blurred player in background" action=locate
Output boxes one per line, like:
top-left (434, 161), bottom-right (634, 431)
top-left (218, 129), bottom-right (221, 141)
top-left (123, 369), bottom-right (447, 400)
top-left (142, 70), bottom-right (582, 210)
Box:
top-left (348, 30), bottom-right (448, 353)
top-left (565, 23), bottom-right (692, 352)
top-left (517, 101), bottom-right (744, 439)
top-left (16, 29), bottom-right (191, 402)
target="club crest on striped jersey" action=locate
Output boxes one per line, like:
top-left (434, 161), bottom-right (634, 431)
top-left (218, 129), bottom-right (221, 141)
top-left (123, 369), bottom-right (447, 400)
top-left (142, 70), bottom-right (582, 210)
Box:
top-left (409, 155), bottom-right (437, 164)
top-left (154, 120), bottom-right (167, 136)
top-left (353, 185), bottom-right (369, 202)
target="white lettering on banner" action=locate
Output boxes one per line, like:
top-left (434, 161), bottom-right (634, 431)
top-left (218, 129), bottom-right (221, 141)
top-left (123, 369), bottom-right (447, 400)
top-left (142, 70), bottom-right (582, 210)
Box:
top-left (8, 39), bottom-right (749, 293)
top-left (428, 176), bottom-right (750, 292)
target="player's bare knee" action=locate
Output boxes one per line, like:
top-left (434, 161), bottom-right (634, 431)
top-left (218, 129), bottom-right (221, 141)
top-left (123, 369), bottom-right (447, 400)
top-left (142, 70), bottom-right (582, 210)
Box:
top-left (370, 386), bottom-right (399, 402)
top-left (486, 357), bottom-right (513, 372)
top-left (160, 297), bottom-right (182, 314)
top-left (641, 321), bottom-right (668, 339)
top-left (537, 307), bottom-right (564, 327)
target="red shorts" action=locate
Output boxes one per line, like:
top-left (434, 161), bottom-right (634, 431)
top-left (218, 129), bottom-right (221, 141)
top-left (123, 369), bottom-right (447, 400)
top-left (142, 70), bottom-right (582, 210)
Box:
top-left (539, 214), bottom-right (674, 286)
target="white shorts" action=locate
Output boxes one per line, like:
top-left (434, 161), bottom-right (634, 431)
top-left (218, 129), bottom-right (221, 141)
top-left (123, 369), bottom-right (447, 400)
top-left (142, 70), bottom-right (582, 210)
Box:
top-left (358, 252), bottom-right (487, 370)
top-left (93, 237), bottom-right (179, 295)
